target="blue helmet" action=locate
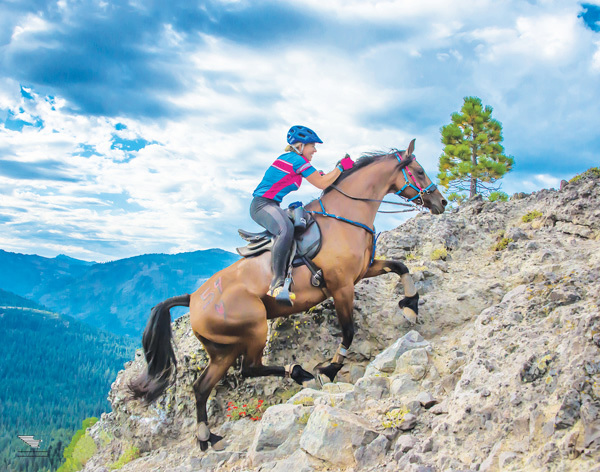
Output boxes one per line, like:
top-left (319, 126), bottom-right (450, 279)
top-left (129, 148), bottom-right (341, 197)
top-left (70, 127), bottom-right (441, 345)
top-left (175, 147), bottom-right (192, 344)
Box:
top-left (287, 125), bottom-right (323, 145)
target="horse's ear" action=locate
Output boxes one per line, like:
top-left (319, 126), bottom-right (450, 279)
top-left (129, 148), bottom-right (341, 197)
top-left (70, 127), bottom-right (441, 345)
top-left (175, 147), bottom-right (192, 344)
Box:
top-left (405, 139), bottom-right (415, 159)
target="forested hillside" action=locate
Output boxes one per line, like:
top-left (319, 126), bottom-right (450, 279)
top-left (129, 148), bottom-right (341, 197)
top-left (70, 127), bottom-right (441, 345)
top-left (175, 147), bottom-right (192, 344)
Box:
top-left (0, 296), bottom-right (137, 472)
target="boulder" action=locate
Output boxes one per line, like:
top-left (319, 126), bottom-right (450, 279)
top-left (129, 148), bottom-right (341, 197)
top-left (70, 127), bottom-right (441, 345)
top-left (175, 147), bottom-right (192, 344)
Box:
top-left (364, 330), bottom-right (430, 376)
top-left (248, 403), bottom-right (311, 466)
top-left (299, 405), bottom-right (379, 467)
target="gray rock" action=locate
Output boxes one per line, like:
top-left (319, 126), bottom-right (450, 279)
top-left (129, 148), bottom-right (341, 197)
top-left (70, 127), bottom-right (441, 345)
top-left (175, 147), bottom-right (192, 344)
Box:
top-left (248, 403), bottom-right (310, 466)
top-left (355, 434), bottom-right (390, 469)
top-left (354, 375), bottom-right (390, 400)
top-left (415, 392), bottom-right (438, 409)
top-left (259, 449), bottom-right (321, 472)
top-left (390, 374), bottom-right (419, 400)
top-left (299, 404), bottom-right (379, 467)
top-left (365, 330), bottom-right (429, 376)
top-left (394, 347), bottom-right (430, 380)
top-left (399, 413), bottom-right (418, 431)
top-left (554, 389), bottom-right (581, 430)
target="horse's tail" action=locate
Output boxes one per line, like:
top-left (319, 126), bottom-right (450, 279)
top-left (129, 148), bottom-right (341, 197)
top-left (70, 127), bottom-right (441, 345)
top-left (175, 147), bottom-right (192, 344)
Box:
top-left (128, 294), bottom-right (191, 404)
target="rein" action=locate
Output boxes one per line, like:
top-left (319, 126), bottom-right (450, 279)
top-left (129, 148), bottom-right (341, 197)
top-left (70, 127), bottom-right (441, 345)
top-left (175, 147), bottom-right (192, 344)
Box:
top-left (306, 151), bottom-right (438, 265)
top-left (307, 198), bottom-right (378, 265)
top-left (330, 185), bottom-right (421, 214)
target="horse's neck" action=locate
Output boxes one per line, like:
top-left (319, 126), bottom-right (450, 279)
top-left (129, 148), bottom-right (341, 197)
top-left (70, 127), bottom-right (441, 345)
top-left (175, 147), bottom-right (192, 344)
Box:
top-left (320, 160), bottom-right (396, 226)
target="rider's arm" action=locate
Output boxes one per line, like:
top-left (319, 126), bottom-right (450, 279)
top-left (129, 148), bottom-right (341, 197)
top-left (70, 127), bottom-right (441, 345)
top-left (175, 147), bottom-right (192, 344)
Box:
top-left (305, 167), bottom-right (342, 190)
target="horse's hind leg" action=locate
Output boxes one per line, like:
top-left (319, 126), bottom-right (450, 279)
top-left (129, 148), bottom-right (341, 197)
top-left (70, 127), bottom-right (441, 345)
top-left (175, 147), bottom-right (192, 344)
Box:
top-left (241, 319), bottom-right (314, 385)
top-left (363, 259), bottom-right (419, 322)
top-left (193, 338), bottom-right (239, 451)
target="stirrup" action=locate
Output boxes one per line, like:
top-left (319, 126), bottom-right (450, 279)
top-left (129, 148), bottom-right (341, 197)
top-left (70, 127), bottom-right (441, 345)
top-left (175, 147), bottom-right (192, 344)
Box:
top-left (267, 285), bottom-right (296, 306)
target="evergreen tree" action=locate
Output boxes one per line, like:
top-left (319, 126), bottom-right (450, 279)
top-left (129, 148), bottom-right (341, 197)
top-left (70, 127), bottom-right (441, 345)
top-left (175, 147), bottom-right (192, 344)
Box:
top-left (438, 96), bottom-right (514, 198)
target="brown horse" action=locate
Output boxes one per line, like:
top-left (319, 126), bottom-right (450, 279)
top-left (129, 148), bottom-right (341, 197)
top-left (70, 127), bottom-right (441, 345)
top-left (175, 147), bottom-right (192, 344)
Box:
top-left (129, 140), bottom-right (447, 450)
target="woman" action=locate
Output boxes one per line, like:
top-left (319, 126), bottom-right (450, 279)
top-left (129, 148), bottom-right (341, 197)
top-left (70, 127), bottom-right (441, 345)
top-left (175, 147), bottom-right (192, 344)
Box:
top-left (251, 125), bottom-right (354, 305)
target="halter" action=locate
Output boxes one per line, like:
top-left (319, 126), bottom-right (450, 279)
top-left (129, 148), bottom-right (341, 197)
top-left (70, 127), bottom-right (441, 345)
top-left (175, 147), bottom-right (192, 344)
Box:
top-left (394, 152), bottom-right (438, 204)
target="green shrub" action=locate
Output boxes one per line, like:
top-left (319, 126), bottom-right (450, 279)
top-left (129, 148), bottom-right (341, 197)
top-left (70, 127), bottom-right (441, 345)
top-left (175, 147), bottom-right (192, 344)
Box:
top-left (57, 417), bottom-right (98, 472)
top-left (522, 210), bottom-right (543, 223)
top-left (109, 446), bottom-right (140, 470)
top-left (488, 191), bottom-right (509, 202)
top-left (569, 167), bottom-right (600, 183)
top-left (430, 248), bottom-right (448, 261)
top-left (447, 192), bottom-right (467, 205)
top-left (493, 237), bottom-right (514, 251)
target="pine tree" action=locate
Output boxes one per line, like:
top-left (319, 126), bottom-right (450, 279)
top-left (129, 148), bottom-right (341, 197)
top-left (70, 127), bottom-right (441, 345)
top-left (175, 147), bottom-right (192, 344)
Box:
top-left (438, 96), bottom-right (514, 198)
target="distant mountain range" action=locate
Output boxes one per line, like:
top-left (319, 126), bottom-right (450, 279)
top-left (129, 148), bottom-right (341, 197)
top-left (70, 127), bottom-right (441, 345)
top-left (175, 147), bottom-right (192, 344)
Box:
top-left (0, 249), bottom-right (240, 337)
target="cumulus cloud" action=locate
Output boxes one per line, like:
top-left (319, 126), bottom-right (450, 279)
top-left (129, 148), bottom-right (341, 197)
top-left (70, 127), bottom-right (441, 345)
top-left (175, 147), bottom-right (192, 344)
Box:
top-left (0, 0), bottom-right (598, 261)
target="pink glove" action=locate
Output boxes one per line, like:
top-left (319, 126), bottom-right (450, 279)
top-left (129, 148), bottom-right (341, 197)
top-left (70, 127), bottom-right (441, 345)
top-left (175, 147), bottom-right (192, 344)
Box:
top-left (337, 155), bottom-right (354, 171)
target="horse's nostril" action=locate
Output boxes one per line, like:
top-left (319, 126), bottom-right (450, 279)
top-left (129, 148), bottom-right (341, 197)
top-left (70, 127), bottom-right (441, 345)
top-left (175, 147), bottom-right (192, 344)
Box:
top-left (441, 199), bottom-right (448, 207)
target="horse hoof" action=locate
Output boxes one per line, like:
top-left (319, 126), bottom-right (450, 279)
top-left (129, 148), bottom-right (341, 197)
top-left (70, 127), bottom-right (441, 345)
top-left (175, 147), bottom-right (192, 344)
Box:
top-left (290, 365), bottom-right (315, 385)
top-left (197, 422), bottom-right (210, 442)
top-left (209, 433), bottom-right (225, 451)
top-left (402, 307), bottom-right (417, 324)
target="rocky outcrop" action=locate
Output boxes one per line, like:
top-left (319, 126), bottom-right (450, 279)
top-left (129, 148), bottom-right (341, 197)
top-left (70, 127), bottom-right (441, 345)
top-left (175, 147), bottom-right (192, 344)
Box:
top-left (83, 173), bottom-right (600, 471)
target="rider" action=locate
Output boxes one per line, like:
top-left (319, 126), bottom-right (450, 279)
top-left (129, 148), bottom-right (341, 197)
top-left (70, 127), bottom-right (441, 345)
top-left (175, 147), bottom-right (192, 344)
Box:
top-left (251, 125), bottom-right (354, 305)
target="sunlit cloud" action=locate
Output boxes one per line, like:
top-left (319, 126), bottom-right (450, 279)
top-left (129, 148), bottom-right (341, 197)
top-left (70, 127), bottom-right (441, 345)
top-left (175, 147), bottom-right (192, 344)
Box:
top-left (0, 0), bottom-right (599, 261)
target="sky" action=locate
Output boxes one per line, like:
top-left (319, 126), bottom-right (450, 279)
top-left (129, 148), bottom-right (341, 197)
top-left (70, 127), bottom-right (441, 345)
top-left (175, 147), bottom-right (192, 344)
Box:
top-left (0, 0), bottom-right (599, 263)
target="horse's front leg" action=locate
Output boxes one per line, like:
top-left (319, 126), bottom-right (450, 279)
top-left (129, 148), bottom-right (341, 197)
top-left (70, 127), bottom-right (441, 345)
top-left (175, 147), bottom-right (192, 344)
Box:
top-left (363, 259), bottom-right (419, 323)
top-left (315, 284), bottom-right (355, 385)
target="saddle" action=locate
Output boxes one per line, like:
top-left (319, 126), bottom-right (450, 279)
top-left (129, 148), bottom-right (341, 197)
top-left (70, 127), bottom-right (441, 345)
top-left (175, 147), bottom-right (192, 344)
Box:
top-left (237, 203), bottom-right (325, 287)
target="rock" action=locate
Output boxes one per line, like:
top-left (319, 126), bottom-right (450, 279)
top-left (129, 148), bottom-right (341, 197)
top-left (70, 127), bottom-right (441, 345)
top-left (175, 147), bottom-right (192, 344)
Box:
top-left (498, 451), bottom-right (519, 469)
top-left (321, 382), bottom-right (354, 394)
top-left (299, 404), bottom-right (379, 467)
top-left (394, 348), bottom-right (430, 380)
top-left (354, 434), bottom-right (390, 469)
top-left (248, 403), bottom-right (310, 466)
top-left (390, 374), bottom-right (419, 400)
top-left (480, 440), bottom-right (503, 471)
top-left (364, 330), bottom-right (429, 376)
top-left (415, 392), bottom-right (438, 409)
top-left (399, 413), bottom-right (418, 431)
top-left (554, 389), bottom-right (581, 430)
top-left (393, 434), bottom-right (418, 457)
top-left (505, 227), bottom-right (528, 241)
top-left (354, 375), bottom-right (390, 400)
top-left (259, 449), bottom-right (321, 472)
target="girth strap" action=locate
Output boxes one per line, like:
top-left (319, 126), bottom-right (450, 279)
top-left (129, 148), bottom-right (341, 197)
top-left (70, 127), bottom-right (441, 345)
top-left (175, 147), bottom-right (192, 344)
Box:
top-left (300, 255), bottom-right (325, 288)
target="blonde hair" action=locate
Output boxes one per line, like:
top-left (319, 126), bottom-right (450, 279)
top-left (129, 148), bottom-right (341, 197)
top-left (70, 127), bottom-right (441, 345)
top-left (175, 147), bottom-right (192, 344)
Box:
top-left (285, 143), bottom-right (303, 154)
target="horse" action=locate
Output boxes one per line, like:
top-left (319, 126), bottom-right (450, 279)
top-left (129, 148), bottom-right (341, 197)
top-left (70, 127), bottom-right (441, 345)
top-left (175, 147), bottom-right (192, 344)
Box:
top-left (129, 139), bottom-right (447, 451)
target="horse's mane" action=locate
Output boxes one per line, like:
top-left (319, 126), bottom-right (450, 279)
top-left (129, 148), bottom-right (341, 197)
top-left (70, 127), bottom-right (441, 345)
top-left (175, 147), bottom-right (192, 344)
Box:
top-left (321, 149), bottom-right (411, 196)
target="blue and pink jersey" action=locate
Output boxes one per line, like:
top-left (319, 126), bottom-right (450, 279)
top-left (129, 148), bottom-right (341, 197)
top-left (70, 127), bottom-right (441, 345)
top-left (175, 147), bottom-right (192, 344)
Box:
top-left (253, 151), bottom-right (317, 202)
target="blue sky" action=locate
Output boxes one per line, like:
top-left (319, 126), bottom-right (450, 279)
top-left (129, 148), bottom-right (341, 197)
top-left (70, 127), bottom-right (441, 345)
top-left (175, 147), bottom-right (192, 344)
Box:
top-left (1, 0), bottom-right (599, 262)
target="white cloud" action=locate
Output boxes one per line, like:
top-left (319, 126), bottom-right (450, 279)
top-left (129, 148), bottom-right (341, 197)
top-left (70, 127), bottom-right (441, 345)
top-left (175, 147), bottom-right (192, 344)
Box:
top-left (1, 0), bottom-right (599, 261)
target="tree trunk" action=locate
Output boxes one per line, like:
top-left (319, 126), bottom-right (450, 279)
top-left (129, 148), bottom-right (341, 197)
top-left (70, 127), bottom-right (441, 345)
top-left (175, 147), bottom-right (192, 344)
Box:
top-left (470, 148), bottom-right (478, 197)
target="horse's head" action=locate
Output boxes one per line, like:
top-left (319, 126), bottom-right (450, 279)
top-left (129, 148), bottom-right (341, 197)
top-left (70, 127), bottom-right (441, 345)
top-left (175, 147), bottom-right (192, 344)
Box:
top-left (394, 139), bottom-right (447, 215)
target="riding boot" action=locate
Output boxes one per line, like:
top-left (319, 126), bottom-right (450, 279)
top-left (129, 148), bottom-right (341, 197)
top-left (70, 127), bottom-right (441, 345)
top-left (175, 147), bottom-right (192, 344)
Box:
top-left (267, 242), bottom-right (296, 305)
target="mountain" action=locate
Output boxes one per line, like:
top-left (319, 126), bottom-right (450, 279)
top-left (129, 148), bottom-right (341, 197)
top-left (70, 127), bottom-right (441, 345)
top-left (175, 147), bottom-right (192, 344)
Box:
top-left (0, 249), bottom-right (240, 337)
top-left (0, 287), bottom-right (47, 310)
top-left (0, 292), bottom-right (138, 472)
top-left (80, 171), bottom-right (600, 471)
top-left (0, 250), bottom-right (94, 300)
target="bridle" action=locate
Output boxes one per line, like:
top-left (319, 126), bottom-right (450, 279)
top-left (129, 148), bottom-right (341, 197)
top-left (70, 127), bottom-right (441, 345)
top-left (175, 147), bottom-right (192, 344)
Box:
top-left (393, 151), bottom-right (437, 206)
top-left (306, 150), bottom-right (439, 265)
top-left (328, 151), bottom-right (438, 213)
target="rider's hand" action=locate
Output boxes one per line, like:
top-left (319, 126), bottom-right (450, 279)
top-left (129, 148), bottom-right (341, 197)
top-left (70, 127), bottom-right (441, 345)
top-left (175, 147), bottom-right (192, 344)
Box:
top-left (336, 154), bottom-right (354, 172)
